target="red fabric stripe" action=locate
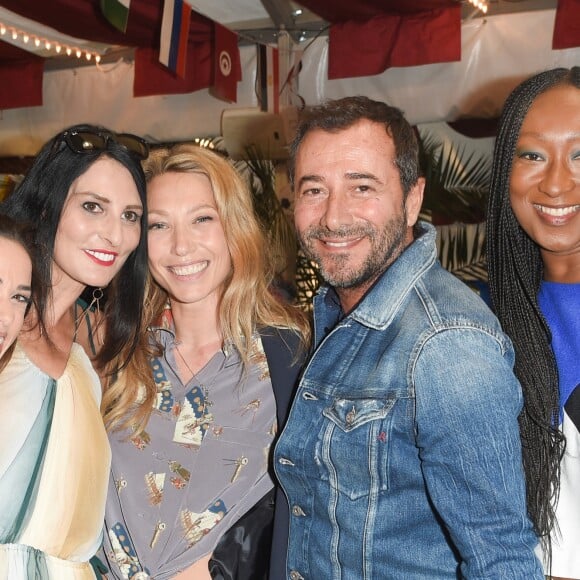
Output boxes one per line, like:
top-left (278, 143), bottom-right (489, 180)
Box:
top-left (552, 0), bottom-right (580, 50)
top-left (0, 43), bottom-right (43, 110)
top-left (298, 0), bottom-right (456, 22)
top-left (328, 5), bottom-right (461, 80)
top-left (175, 0), bottom-right (191, 77)
top-left (271, 47), bottom-right (280, 114)
top-left (134, 43), bottom-right (211, 97)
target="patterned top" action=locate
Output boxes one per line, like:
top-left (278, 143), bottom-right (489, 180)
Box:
top-left (0, 342), bottom-right (110, 580)
top-left (102, 318), bottom-right (276, 580)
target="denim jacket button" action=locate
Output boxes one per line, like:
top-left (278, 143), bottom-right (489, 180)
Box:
top-left (289, 571), bottom-right (304, 580)
top-left (292, 505), bottom-right (306, 517)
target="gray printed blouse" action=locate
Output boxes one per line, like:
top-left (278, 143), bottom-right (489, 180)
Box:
top-left (102, 313), bottom-right (276, 580)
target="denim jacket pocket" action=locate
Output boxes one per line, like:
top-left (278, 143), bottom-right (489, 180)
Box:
top-left (319, 397), bottom-right (396, 500)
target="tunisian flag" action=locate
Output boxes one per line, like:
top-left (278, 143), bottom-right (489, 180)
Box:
top-left (210, 23), bottom-right (241, 103)
top-left (328, 5), bottom-right (461, 80)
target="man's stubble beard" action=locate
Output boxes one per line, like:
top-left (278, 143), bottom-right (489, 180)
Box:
top-left (299, 207), bottom-right (408, 291)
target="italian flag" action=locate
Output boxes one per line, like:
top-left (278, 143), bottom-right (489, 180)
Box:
top-left (100, 0), bottom-right (131, 33)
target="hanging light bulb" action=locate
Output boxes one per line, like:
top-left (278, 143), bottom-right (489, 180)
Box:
top-left (0, 21), bottom-right (103, 68)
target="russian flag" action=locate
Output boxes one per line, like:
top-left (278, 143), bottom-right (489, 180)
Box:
top-left (159, 0), bottom-right (192, 78)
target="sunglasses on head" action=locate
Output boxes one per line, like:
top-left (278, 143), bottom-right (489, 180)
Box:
top-left (61, 129), bottom-right (149, 160)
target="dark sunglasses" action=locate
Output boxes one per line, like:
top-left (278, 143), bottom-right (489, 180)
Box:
top-left (61, 129), bottom-right (149, 160)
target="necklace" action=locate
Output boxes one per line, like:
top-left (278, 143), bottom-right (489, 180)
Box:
top-left (173, 341), bottom-right (219, 408)
top-left (173, 341), bottom-right (197, 384)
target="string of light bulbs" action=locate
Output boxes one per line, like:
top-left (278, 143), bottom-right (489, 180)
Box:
top-left (0, 21), bottom-right (102, 63)
top-left (467, 0), bottom-right (488, 14)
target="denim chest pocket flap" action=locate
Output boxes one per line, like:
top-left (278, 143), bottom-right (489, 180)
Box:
top-left (323, 397), bottom-right (396, 432)
top-left (317, 397), bottom-right (397, 499)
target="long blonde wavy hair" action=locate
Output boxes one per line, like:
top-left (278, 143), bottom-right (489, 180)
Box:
top-left (102, 144), bottom-right (310, 432)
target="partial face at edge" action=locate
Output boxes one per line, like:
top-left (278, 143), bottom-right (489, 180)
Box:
top-left (0, 238), bottom-right (32, 359)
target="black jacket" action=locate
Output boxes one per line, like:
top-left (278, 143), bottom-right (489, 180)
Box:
top-left (210, 327), bottom-right (305, 580)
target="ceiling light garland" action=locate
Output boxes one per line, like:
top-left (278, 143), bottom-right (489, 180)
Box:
top-left (467, 0), bottom-right (488, 14)
top-left (0, 21), bottom-right (102, 64)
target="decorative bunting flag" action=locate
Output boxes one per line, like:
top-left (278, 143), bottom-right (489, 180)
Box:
top-left (159, 0), bottom-right (192, 78)
top-left (211, 23), bottom-right (240, 103)
top-left (0, 50), bottom-right (43, 110)
top-left (552, 0), bottom-right (580, 49)
top-left (328, 5), bottom-right (461, 80)
top-left (100, 0), bottom-right (131, 33)
top-left (134, 13), bottom-right (241, 102)
top-left (257, 44), bottom-right (279, 114)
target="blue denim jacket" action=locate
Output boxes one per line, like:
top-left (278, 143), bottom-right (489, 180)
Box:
top-left (274, 222), bottom-right (542, 579)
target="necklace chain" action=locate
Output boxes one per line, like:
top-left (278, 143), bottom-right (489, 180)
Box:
top-left (174, 342), bottom-right (197, 382)
top-left (173, 342), bottom-right (215, 406)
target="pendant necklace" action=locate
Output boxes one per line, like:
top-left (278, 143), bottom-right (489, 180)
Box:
top-left (173, 341), bottom-right (216, 408)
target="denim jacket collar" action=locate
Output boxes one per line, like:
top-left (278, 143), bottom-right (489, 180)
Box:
top-left (315, 221), bottom-right (437, 332)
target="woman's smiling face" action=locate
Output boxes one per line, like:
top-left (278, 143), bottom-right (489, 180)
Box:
top-left (509, 84), bottom-right (580, 277)
top-left (52, 156), bottom-right (143, 291)
top-left (147, 171), bottom-right (232, 309)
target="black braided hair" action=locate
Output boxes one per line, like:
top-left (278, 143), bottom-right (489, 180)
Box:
top-left (486, 66), bottom-right (580, 553)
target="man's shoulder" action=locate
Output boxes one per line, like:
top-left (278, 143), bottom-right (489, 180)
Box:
top-left (414, 261), bottom-right (499, 328)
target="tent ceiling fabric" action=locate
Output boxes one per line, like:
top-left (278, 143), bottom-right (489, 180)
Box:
top-left (0, 0), bottom-right (578, 154)
top-left (0, 1), bottom-right (213, 51)
top-left (0, 0), bottom-right (570, 68)
top-left (298, 0), bottom-right (456, 21)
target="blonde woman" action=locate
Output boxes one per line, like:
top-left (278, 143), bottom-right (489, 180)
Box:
top-left (102, 145), bottom-right (309, 580)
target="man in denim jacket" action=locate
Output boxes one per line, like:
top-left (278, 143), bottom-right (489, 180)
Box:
top-left (273, 96), bottom-right (543, 579)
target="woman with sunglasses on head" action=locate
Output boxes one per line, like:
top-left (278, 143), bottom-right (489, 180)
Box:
top-left (487, 67), bottom-right (580, 579)
top-left (0, 124), bottom-right (149, 579)
top-left (100, 144), bottom-right (309, 580)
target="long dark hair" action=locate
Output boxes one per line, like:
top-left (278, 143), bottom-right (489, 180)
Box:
top-left (0, 213), bottom-right (44, 371)
top-left (486, 67), bottom-right (580, 546)
top-left (1, 124), bottom-right (149, 374)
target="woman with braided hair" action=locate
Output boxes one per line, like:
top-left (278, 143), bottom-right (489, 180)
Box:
top-left (487, 67), bottom-right (580, 579)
